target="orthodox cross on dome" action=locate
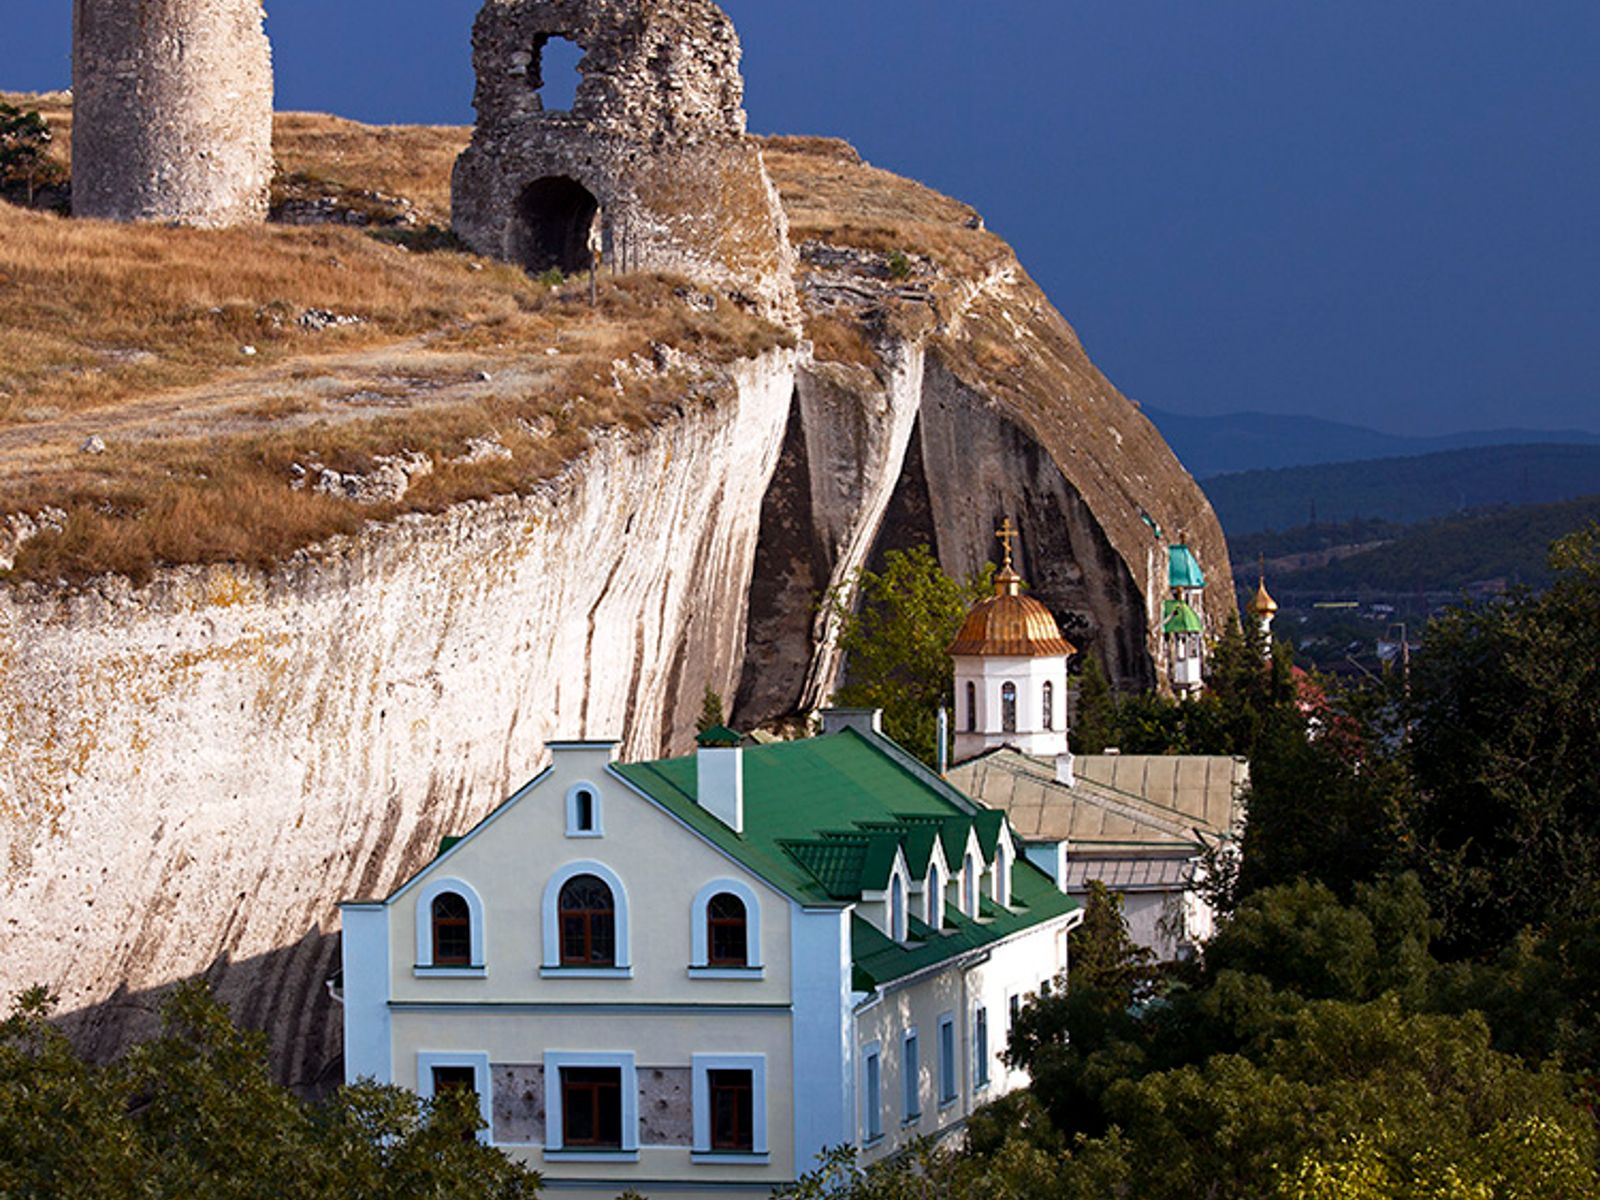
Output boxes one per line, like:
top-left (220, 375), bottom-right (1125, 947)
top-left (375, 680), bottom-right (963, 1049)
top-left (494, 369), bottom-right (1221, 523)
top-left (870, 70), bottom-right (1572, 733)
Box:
top-left (995, 518), bottom-right (1018, 570)
top-left (993, 518), bottom-right (1023, 597)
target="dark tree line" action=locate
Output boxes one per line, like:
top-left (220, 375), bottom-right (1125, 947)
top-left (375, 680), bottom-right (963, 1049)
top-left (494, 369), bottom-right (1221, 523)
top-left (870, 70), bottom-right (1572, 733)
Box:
top-left (797, 525), bottom-right (1600, 1198)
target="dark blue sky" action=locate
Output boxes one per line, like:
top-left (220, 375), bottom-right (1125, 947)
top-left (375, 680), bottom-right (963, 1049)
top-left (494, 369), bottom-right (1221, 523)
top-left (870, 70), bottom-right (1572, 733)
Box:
top-left (7, 1), bottom-right (1598, 435)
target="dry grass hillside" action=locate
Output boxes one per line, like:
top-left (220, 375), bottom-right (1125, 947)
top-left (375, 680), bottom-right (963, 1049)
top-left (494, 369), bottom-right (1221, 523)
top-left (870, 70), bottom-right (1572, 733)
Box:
top-left (0, 99), bottom-right (789, 583)
top-left (0, 96), bottom-right (1222, 595)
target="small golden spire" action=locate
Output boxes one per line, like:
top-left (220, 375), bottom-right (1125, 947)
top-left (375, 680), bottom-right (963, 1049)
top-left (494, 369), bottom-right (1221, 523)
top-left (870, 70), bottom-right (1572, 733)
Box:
top-left (1248, 554), bottom-right (1278, 616)
top-left (994, 518), bottom-right (1022, 596)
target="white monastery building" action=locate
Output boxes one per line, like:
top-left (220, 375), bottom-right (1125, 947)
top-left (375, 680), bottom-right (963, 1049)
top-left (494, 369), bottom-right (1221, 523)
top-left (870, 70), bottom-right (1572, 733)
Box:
top-left (338, 709), bottom-right (1081, 1200)
top-left (944, 522), bottom-right (1244, 961)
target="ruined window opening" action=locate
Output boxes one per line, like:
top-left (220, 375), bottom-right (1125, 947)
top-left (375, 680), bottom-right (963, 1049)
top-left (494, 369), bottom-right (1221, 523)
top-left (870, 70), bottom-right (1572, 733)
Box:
top-left (535, 34), bottom-right (585, 113)
top-left (514, 175), bottom-right (600, 276)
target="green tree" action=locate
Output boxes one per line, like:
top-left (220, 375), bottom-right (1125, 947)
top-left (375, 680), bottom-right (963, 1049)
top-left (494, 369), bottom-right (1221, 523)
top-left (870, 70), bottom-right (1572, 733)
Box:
top-left (1067, 880), bottom-right (1157, 1002)
top-left (830, 545), bottom-right (992, 765)
top-left (0, 982), bottom-right (543, 1199)
top-left (0, 103), bottom-right (62, 204)
top-left (1403, 523), bottom-right (1600, 956)
top-left (695, 685), bottom-right (725, 734)
top-left (0, 987), bottom-right (142, 1200)
top-left (1069, 652), bottom-right (1117, 754)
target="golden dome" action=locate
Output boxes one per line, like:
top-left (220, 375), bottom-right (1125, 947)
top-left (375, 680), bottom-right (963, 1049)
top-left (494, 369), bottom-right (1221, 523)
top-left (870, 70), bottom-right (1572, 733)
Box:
top-left (1247, 578), bottom-right (1279, 616)
top-left (949, 565), bottom-right (1076, 658)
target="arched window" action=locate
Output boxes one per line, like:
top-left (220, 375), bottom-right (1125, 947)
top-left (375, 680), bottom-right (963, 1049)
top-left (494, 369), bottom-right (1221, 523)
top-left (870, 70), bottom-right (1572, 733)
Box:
top-left (965, 681), bottom-right (977, 733)
top-left (431, 892), bottom-right (472, 965)
top-left (690, 880), bottom-right (763, 974)
top-left (559, 874), bottom-right (616, 966)
top-left (414, 878), bottom-right (486, 973)
top-left (1042, 680), bottom-right (1054, 731)
top-left (1001, 682), bottom-right (1017, 733)
top-left (566, 783), bottom-right (603, 837)
top-left (926, 865), bottom-right (944, 930)
top-left (706, 893), bottom-right (748, 967)
top-left (890, 875), bottom-right (907, 942)
top-left (963, 853), bottom-right (980, 917)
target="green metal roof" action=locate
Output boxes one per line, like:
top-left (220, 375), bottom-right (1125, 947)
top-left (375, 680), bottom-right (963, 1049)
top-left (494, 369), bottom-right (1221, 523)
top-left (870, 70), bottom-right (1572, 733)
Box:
top-left (1162, 599), bottom-right (1204, 635)
top-left (615, 728), bottom-right (1078, 990)
top-left (1168, 544), bottom-right (1207, 590)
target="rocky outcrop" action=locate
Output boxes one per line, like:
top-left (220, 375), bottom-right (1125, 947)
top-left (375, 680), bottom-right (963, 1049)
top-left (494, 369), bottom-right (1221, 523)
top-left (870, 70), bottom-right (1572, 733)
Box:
top-left (1, 81), bottom-right (1230, 1087)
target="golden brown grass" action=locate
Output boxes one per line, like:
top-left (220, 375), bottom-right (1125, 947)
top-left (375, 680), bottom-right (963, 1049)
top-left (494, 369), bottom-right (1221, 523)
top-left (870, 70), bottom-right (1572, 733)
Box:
top-left (0, 94), bottom-right (793, 585)
top-left (760, 135), bottom-right (1011, 283)
top-left (271, 114), bottom-right (469, 228)
top-left (1, 264), bottom-right (790, 584)
top-left (0, 99), bottom-right (1023, 586)
top-left (805, 313), bottom-right (881, 373)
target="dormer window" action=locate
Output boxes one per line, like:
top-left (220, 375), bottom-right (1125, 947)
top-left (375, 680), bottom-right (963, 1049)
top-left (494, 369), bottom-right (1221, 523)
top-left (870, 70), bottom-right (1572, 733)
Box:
top-left (963, 852), bottom-right (980, 917)
top-left (926, 864), bottom-right (944, 930)
top-left (890, 875), bottom-right (908, 943)
top-left (993, 841), bottom-right (1011, 908)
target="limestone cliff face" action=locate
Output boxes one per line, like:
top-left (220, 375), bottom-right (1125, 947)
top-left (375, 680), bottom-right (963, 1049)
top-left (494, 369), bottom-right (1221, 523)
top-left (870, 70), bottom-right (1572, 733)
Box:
top-left (0, 350), bottom-right (796, 1086)
top-left (0, 135), bottom-right (1230, 1085)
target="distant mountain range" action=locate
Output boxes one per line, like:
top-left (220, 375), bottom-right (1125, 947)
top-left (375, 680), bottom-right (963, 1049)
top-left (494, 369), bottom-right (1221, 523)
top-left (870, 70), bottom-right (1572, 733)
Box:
top-left (1199, 444), bottom-right (1600, 535)
top-left (1143, 406), bottom-right (1600, 479)
top-left (1229, 493), bottom-right (1600, 596)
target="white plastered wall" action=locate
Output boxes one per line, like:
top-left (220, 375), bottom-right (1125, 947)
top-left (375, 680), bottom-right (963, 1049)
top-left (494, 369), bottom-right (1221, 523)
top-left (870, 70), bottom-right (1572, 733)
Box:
top-left (952, 654), bottom-right (1069, 761)
top-left (849, 918), bottom-right (1072, 1163)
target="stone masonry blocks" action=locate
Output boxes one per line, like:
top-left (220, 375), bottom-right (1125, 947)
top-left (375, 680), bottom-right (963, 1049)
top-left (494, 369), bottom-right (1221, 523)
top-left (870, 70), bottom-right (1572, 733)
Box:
top-left (72, 0), bottom-right (274, 226)
top-left (453, 0), bottom-right (794, 316)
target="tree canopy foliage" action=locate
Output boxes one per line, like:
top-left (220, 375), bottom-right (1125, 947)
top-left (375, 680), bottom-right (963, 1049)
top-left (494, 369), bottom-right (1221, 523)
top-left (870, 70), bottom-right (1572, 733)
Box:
top-left (0, 982), bottom-right (541, 1200)
top-left (830, 545), bottom-right (991, 764)
top-left (789, 525), bottom-right (1600, 1197)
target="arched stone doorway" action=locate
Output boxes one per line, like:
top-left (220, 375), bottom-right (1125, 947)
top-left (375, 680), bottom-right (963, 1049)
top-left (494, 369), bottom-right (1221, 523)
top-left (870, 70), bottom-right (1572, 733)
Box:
top-left (513, 176), bottom-right (600, 275)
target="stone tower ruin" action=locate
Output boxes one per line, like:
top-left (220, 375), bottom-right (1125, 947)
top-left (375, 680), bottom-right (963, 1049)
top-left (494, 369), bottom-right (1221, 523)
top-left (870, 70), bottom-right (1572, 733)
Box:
top-left (453, 0), bottom-right (793, 315)
top-left (71, 0), bottom-right (274, 226)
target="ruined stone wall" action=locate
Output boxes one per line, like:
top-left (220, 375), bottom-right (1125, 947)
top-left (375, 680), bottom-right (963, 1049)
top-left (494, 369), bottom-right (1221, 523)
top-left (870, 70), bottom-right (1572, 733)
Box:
top-left (71, 0), bottom-right (273, 226)
top-left (453, 0), bottom-right (794, 318)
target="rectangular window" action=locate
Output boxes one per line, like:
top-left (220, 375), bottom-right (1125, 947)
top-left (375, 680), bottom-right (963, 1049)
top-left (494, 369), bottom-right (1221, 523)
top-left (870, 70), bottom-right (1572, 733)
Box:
top-left (1008, 993), bottom-right (1021, 1029)
top-left (863, 1046), bottom-right (882, 1142)
top-left (974, 1006), bottom-right (990, 1089)
top-left (708, 1070), bottom-right (754, 1151)
top-left (938, 1014), bottom-right (957, 1105)
top-left (431, 1064), bottom-right (477, 1095)
top-left (561, 1067), bottom-right (623, 1148)
top-left (902, 1030), bottom-right (921, 1121)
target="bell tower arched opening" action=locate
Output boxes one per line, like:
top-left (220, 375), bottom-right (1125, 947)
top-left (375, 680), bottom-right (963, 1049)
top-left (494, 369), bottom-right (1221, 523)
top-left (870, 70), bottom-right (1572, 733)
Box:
top-left (513, 176), bottom-right (600, 275)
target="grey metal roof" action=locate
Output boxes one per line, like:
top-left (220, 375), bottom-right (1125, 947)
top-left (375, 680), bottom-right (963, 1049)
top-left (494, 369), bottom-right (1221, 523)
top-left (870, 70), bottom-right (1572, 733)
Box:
top-left (946, 749), bottom-right (1246, 849)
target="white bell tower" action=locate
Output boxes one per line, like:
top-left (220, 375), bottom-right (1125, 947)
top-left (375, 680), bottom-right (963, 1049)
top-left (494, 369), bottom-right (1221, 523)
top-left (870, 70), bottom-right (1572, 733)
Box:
top-left (949, 520), bottom-right (1074, 764)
